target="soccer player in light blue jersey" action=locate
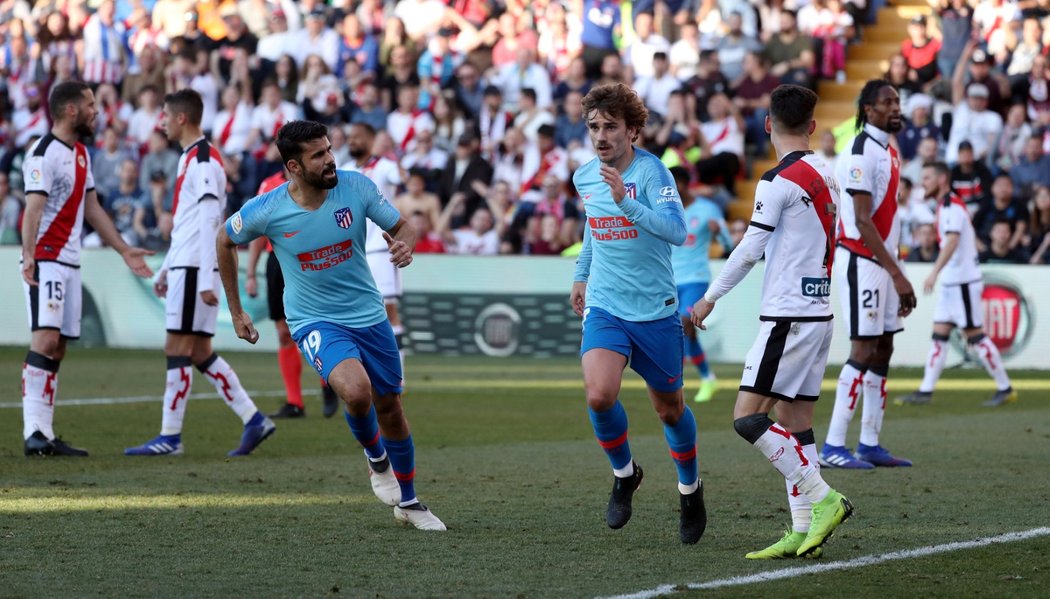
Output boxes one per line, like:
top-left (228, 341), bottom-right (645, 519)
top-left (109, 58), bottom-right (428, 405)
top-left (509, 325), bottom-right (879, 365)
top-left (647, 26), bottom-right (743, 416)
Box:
top-left (570, 83), bottom-right (707, 544)
top-left (669, 166), bottom-right (732, 403)
top-left (216, 121), bottom-right (445, 531)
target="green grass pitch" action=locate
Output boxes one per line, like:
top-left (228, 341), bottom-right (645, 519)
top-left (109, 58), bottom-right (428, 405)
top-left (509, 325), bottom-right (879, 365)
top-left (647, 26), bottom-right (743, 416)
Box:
top-left (1, 347), bottom-right (1048, 597)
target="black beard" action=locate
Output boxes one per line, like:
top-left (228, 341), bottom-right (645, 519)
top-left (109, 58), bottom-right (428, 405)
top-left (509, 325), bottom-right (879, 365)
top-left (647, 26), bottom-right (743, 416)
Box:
top-left (303, 168), bottom-right (338, 190)
top-left (349, 147), bottom-right (368, 159)
top-left (75, 120), bottom-right (95, 139)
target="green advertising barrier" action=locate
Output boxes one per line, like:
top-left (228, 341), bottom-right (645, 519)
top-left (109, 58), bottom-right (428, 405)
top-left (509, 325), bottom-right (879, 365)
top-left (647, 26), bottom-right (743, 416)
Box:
top-left (1, 249), bottom-right (1046, 368)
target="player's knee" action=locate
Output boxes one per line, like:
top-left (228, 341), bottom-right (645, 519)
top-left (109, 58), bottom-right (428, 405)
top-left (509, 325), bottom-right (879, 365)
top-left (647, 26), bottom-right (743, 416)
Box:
top-left (966, 332), bottom-right (987, 345)
top-left (654, 398), bottom-right (684, 425)
top-left (932, 332), bottom-right (950, 342)
top-left (733, 413), bottom-right (774, 444)
top-left (32, 334), bottom-right (62, 359)
top-left (585, 393), bottom-right (617, 412)
top-left (276, 329), bottom-right (294, 347)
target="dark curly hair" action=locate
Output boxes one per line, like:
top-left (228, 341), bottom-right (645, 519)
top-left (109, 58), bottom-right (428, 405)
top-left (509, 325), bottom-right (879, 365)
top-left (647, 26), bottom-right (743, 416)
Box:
top-left (276, 120), bottom-right (330, 164)
top-left (855, 78), bottom-right (894, 132)
top-left (581, 83), bottom-right (649, 137)
top-left (769, 84), bottom-right (818, 136)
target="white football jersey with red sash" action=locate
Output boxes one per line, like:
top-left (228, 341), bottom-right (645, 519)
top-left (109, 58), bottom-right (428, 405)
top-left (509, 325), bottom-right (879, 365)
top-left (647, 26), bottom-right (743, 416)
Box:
top-left (22, 134), bottom-right (95, 266)
top-left (168, 137), bottom-right (226, 269)
top-left (936, 191), bottom-right (982, 286)
top-left (835, 123), bottom-right (901, 262)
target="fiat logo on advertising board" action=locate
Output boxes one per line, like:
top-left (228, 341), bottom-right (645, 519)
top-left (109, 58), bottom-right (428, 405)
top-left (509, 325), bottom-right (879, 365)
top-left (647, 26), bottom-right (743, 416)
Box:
top-left (981, 275), bottom-right (1033, 357)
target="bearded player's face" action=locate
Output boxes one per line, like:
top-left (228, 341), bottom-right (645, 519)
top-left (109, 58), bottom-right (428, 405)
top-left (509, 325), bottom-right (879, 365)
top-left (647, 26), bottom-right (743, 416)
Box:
top-left (74, 89), bottom-right (98, 138)
top-left (294, 137), bottom-right (338, 190)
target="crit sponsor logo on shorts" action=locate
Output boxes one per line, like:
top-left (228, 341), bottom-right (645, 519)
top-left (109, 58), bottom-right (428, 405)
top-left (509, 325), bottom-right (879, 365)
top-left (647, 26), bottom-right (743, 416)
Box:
top-left (297, 239), bottom-right (353, 271)
top-left (800, 277), bottom-right (831, 297)
top-left (588, 216), bottom-right (638, 241)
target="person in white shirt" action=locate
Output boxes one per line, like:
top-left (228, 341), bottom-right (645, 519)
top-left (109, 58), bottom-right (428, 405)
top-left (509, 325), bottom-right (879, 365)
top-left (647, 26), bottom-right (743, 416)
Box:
top-left (624, 11), bottom-right (669, 80)
top-left (386, 84), bottom-right (435, 156)
top-left (128, 85), bottom-right (164, 151)
top-left (293, 7), bottom-right (341, 71)
top-left (256, 9), bottom-right (296, 65)
top-left (696, 93), bottom-right (745, 196)
top-left (896, 162), bottom-right (1016, 408)
top-left (945, 83), bottom-right (1003, 164)
top-left (248, 80), bottom-right (301, 152)
top-left (212, 85), bottom-right (254, 157)
top-left (437, 194), bottom-right (500, 255)
top-left (635, 52), bottom-right (682, 118)
top-left (492, 47), bottom-right (553, 112)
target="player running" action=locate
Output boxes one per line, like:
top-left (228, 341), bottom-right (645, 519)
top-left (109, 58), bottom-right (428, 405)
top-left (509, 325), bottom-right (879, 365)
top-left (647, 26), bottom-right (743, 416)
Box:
top-left (895, 162), bottom-right (1016, 407)
top-left (20, 81), bottom-right (153, 456)
top-left (217, 120), bottom-right (445, 531)
top-left (246, 169), bottom-right (340, 419)
top-left (340, 123), bottom-right (408, 373)
top-left (570, 83), bottom-right (706, 544)
top-left (669, 166), bottom-right (732, 403)
top-left (820, 79), bottom-right (916, 470)
top-left (125, 89), bottom-right (275, 457)
top-left (692, 84), bottom-right (852, 559)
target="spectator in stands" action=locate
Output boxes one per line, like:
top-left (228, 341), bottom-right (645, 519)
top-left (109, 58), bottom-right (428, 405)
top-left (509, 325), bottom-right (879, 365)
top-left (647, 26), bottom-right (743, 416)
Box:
top-left (1010, 135), bottom-right (1050, 195)
top-left (670, 21), bottom-right (702, 81)
top-left (213, 84), bottom-right (254, 157)
top-left (249, 79), bottom-right (301, 153)
top-left (128, 85), bottom-right (164, 152)
top-left (431, 94), bottom-right (466, 155)
top-left (732, 51), bottom-right (779, 156)
top-left (819, 129), bottom-right (838, 163)
top-left (555, 90), bottom-right (589, 151)
top-left (213, 4), bottom-right (258, 82)
top-left (521, 124), bottom-right (569, 199)
top-left (95, 82), bottom-right (132, 139)
top-left (121, 44), bottom-right (166, 106)
top-left (553, 57), bottom-right (592, 107)
top-left (898, 93), bottom-right (939, 162)
top-left (379, 44), bottom-right (420, 112)
top-left (763, 9), bottom-right (815, 89)
top-left (349, 83), bottom-right (388, 132)
top-left (493, 127), bottom-right (539, 197)
top-left (979, 219), bottom-right (1031, 263)
top-left (394, 0), bottom-right (448, 43)
top-left (401, 129), bottom-right (449, 177)
top-left (950, 141), bottom-right (994, 214)
top-left (945, 83), bottom-right (1003, 164)
top-left (696, 93), bottom-right (745, 197)
top-left (625, 11), bottom-right (670, 80)
top-left (417, 28), bottom-right (462, 110)
top-left (409, 210), bottom-right (446, 253)
top-left (537, 0), bottom-right (580, 81)
top-left (901, 15), bottom-right (941, 91)
top-left (1019, 53), bottom-right (1050, 122)
top-left (168, 49), bottom-right (219, 133)
top-left (492, 47), bottom-right (553, 113)
top-left (337, 13), bottom-right (379, 79)
top-left (171, 10), bottom-right (211, 55)
top-left (579, 0), bottom-right (622, 79)
top-left (299, 54), bottom-right (344, 125)
top-left (1028, 185), bottom-right (1050, 263)
top-left (596, 52), bottom-right (627, 87)
top-left (936, 0), bottom-right (973, 85)
top-left (683, 50), bottom-right (729, 122)
top-left (903, 135), bottom-right (939, 192)
top-left (139, 129), bottom-right (179, 209)
top-left (478, 85), bottom-right (513, 160)
top-left (438, 194), bottom-right (500, 255)
top-left (515, 89), bottom-right (556, 142)
top-left (81, 0), bottom-right (126, 85)
top-left (257, 9), bottom-right (295, 69)
top-left (93, 127), bottom-right (130, 203)
top-left (453, 62), bottom-right (486, 118)
top-left (898, 176), bottom-right (935, 247)
top-left (328, 123), bottom-right (350, 167)
top-left (906, 223), bottom-right (940, 263)
top-left (991, 103), bottom-right (1031, 173)
top-left (100, 159), bottom-right (152, 248)
top-left (952, 43), bottom-right (1009, 116)
top-left (0, 172), bottom-right (22, 245)
top-left (439, 133), bottom-right (493, 208)
top-left (528, 173), bottom-right (581, 249)
top-left (378, 17), bottom-right (417, 73)
top-left (387, 83), bottom-right (435, 155)
top-left (397, 168), bottom-right (443, 226)
top-left (717, 11), bottom-right (764, 83)
top-left (294, 7), bottom-right (340, 70)
top-left (974, 174), bottom-right (1029, 250)
top-left (12, 83), bottom-right (48, 149)
top-left (636, 52), bottom-right (679, 118)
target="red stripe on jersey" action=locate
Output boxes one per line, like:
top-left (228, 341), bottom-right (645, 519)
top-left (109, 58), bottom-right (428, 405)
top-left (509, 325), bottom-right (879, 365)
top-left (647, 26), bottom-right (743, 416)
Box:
top-left (35, 143), bottom-right (88, 261)
top-left (935, 192), bottom-right (969, 242)
top-left (839, 145), bottom-right (899, 258)
top-left (172, 144), bottom-right (225, 216)
top-left (774, 158), bottom-right (837, 275)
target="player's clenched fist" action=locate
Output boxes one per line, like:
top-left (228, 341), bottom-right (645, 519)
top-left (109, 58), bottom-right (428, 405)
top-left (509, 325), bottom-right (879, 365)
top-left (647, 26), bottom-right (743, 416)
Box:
top-left (233, 311), bottom-right (259, 344)
top-left (570, 281), bottom-right (587, 317)
top-left (383, 231), bottom-right (413, 268)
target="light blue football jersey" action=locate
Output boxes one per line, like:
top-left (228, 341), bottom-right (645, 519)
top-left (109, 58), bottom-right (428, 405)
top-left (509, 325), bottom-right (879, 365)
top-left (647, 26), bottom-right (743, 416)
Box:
top-left (572, 148), bottom-right (686, 322)
top-left (225, 170), bottom-right (400, 334)
top-left (671, 198), bottom-right (732, 285)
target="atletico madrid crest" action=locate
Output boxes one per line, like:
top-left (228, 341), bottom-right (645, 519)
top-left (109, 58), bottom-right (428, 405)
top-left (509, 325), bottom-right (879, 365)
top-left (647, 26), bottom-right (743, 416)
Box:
top-left (334, 207), bottom-right (353, 229)
top-left (624, 182), bottom-right (637, 199)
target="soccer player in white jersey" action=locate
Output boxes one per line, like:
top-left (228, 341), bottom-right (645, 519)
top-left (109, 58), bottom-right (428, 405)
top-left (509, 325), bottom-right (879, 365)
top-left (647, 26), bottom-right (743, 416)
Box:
top-left (20, 81), bottom-right (153, 456)
top-left (693, 84), bottom-right (852, 559)
top-left (896, 162), bottom-right (1016, 407)
top-left (820, 80), bottom-right (917, 470)
top-left (341, 122), bottom-right (408, 369)
top-left (125, 89), bottom-right (276, 457)
top-left (571, 83), bottom-right (706, 544)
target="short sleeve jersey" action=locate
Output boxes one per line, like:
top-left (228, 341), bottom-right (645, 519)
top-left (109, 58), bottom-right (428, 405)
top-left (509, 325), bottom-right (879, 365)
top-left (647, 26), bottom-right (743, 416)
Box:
top-left (835, 123), bottom-right (901, 262)
top-left (572, 148), bottom-right (685, 322)
top-left (936, 192), bottom-right (982, 285)
top-left (751, 150), bottom-right (840, 319)
top-left (225, 170), bottom-right (401, 334)
top-left (672, 198), bottom-right (724, 285)
top-left (340, 156), bottom-right (402, 253)
top-left (168, 138), bottom-right (226, 269)
top-left (22, 134), bottom-right (96, 265)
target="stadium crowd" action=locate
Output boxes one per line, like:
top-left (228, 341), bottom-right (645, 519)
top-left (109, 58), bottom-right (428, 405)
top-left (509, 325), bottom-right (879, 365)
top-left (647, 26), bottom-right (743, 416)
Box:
top-left (0, 0), bottom-right (1047, 263)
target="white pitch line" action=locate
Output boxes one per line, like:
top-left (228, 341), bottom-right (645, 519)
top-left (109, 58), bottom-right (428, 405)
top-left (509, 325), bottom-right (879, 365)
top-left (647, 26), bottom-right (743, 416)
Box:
top-left (0, 389), bottom-right (313, 409)
top-left (602, 527), bottom-right (1050, 599)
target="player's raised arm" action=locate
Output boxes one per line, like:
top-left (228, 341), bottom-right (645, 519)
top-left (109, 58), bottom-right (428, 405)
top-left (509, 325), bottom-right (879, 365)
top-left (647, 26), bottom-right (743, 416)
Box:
top-left (610, 166), bottom-right (687, 245)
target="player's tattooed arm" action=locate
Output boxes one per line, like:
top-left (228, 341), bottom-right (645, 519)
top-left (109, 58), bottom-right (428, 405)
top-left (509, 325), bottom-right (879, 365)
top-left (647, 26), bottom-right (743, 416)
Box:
top-left (384, 216), bottom-right (417, 268)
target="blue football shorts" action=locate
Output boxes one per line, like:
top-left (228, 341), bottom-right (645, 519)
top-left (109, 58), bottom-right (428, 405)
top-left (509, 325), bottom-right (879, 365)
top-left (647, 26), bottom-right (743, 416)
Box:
top-left (293, 320), bottom-right (403, 396)
top-left (676, 282), bottom-right (709, 316)
top-left (580, 306), bottom-right (684, 393)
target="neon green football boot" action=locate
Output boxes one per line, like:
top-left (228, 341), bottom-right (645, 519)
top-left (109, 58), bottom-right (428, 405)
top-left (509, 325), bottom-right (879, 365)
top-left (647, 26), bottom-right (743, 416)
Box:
top-left (745, 530), bottom-right (823, 559)
top-left (694, 378), bottom-right (718, 403)
top-left (797, 491), bottom-right (854, 557)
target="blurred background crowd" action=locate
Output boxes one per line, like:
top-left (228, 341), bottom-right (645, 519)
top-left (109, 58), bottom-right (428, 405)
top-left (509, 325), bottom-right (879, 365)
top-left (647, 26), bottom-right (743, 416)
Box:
top-left (0, 0), bottom-right (1047, 263)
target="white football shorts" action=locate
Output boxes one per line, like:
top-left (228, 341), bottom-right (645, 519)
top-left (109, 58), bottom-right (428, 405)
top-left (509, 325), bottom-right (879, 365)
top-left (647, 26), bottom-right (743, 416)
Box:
top-left (367, 250), bottom-right (403, 302)
top-left (23, 260), bottom-right (82, 338)
top-left (739, 318), bottom-right (834, 402)
top-left (165, 267), bottom-right (219, 336)
top-left (835, 247), bottom-right (903, 339)
top-left (933, 280), bottom-right (984, 330)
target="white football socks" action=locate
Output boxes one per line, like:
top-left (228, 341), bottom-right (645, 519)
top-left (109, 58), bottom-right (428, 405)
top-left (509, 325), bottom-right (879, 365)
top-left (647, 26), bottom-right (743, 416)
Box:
top-left (919, 334), bottom-right (949, 393)
top-left (198, 353), bottom-right (258, 423)
top-left (971, 334), bottom-right (1012, 391)
top-left (22, 352), bottom-right (59, 440)
top-left (753, 424), bottom-right (830, 504)
top-left (859, 368), bottom-right (887, 447)
top-left (161, 357), bottom-right (193, 436)
top-left (825, 360), bottom-right (865, 447)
